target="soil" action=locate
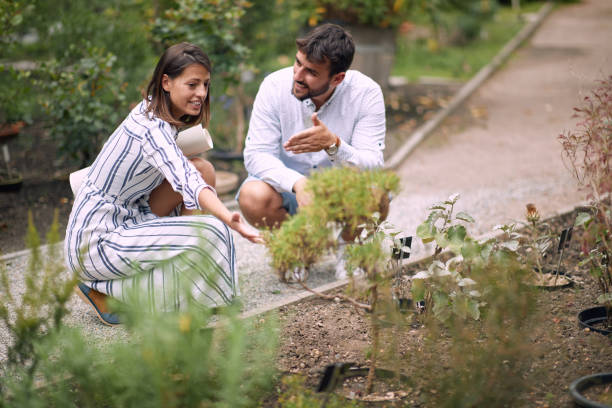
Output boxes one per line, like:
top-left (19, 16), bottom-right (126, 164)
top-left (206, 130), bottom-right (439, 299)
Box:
top-left (269, 209), bottom-right (612, 407)
top-left (0, 83), bottom-right (456, 255)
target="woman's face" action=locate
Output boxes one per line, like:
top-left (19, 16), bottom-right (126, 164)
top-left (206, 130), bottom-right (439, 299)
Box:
top-left (162, 63), bottom-right (210, 119)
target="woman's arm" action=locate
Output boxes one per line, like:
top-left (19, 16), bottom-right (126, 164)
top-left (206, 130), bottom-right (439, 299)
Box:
top-left (198, 188), bottom-right (263, 243)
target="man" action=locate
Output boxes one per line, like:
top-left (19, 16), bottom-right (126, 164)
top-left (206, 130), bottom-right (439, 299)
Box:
top-left (238, 23), bottom-right (386, 230)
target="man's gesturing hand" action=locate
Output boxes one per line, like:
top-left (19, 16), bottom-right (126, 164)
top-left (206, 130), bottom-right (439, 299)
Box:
top-left (283, 113), bottom-right (337, 154)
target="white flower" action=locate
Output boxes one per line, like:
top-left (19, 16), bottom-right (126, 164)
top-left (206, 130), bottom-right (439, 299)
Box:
top-left (457, 277), bottom-right (477, 286)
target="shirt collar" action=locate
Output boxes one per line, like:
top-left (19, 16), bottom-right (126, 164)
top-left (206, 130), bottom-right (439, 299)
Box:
top-left (303, 78), bottom-right (346, 111)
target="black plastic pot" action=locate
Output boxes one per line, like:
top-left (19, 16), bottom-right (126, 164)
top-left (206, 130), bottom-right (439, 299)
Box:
top-left (578, 306), bottom-right (612, 336)
top-left (569, 372), bottom-right (612, 408)
top-left (0, 173), bottom-right (23, 192)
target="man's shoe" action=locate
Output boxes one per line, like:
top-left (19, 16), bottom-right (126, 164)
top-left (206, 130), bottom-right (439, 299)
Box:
top-left (75, 283), bottom-right (120, 327)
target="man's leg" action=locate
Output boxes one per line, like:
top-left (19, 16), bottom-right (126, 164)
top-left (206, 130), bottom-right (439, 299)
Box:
top-left (238, 180), bottom-right (291, 228)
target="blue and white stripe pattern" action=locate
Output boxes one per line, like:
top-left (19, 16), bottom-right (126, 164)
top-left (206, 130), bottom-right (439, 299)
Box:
top-left (65, 100), bottom-right (237, 310)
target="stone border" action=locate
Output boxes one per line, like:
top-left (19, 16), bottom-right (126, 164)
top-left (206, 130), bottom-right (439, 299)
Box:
top-left (384, 1), bottom-right (554, 170)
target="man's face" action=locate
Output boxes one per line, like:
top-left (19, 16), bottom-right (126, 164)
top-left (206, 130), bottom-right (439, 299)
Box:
top-left (291, 51), bottom-right (335, 102)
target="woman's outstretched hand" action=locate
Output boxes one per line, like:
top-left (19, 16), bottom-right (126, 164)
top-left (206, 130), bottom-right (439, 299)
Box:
top-left (229, 212), bottom-right (263, 244)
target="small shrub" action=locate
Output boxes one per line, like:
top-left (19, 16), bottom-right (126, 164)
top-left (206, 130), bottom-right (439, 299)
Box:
top-left (559, 74), bottom-right (612, 326)
top-left (0, 210), bottom-right (77, 402)
top-left (264, 167), bottom-right (402, 394)
top-left (1, 216), bottom-right (279, 407)
top-left (277, 374), bottom-right (363, 408)
top-left (34, 44), bottom-right (128, 167)
top-left (412, 195), bottom-right (537, 407)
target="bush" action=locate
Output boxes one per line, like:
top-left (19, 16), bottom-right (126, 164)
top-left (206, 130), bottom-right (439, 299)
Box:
top-left (559, 75), bottom-right (612, 325)
top-left (34, 44), bottom-right (129, 167)
top-left (0, 217), bottom-right (279, 407)
top-left (412, 194), bottom-right (538, 407)
top-left (151, 0), bottom-right (252, 90)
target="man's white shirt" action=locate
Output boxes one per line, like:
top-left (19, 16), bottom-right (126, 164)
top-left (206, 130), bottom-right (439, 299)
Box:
top-left (243, 67), bottom-right (386, 193)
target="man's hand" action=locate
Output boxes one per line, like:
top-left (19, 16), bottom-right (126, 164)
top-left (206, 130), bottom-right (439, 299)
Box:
top-left (292, 177), bottom-right (312, 208)
top-left (284, 113), bottom-right (337, 154)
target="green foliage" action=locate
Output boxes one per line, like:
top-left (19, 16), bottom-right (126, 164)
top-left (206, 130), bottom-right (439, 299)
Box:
top-left (412, 198), bottom-right (537, 407)
top-left (264, 210), bottom-right (335, 281)
top-left (0, 0), bottom-right (34, 48)
top-left (2, 305), bottom-right (278, 407)
top-left (1, 223), bottom-right (278, 407)
top-left (0, 65), bottom-right (34, 125)
top-left (264, 167), bottom-right (400, 281)
top-left (414, 193), bottom-right (530, 324)
top-left (560, 75), bottom-right (612, 321)
top-left (34, 44), bottom-right (129, 167)
top-left (264, 167), bottom-right (402, 394)
top-left (151, 0), bottom-right (252, 90)
top-left (0, 211), bottom-right (77, 379)
top-left (393, 3), bottom-right (539, 80)
top-left (277, 375), bottom-right (363, 407)
top-left (12, 0), bottom-right (157, 91)
top-left (298, 0), bottom-right (418, 29)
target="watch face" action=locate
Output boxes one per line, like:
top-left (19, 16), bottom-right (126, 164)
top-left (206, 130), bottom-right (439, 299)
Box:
top-left (326, 143), bottom-right (338, 155)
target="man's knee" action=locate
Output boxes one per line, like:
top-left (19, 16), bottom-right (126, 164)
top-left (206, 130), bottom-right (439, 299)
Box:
top-left (238, 181), bottom-right (276, 212)
top-left (238, 181), bottom-right (287, 227)
top-left (190, 157), bottom-right (216, 188)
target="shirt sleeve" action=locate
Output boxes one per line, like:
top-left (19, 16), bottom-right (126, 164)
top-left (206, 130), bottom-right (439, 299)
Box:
top-left (243, 76), bottom-right (305, 193)
top-left (140, 121), bottom-right (214, 210)
top-left (336, 85), bottom-right (385, 168)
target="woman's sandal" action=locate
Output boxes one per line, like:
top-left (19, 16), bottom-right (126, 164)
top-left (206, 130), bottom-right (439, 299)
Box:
top-left (75, 282), bottom-right (121, 327)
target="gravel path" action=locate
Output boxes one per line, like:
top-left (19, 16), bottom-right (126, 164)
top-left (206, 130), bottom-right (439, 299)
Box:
top-left (2, 0), bottom-right (611, 359)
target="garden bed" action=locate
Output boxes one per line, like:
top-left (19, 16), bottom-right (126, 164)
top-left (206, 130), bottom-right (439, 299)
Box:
top-left (267, 209), bottom-right (612, 407)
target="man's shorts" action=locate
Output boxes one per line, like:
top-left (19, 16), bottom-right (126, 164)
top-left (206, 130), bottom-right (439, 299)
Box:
top-left (236, 175), bottom-right (299, 216)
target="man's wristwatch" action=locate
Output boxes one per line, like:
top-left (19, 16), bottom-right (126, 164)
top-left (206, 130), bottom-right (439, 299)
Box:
top-left (325, 136), bottom-right (340, 156)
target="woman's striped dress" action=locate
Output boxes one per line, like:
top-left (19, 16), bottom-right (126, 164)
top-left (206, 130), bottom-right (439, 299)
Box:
top-left (64, 100), bottom-right (237, 310)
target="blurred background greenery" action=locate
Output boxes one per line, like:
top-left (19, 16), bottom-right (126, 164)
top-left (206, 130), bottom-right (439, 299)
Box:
top-left (0, 0), bottom-right (555, 170)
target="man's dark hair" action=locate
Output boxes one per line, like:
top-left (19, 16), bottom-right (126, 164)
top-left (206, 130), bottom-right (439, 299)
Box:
top-left (296, 23), bottom-right (355, 76)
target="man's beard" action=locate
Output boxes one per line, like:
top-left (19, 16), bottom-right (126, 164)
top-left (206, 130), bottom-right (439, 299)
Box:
top-left (292, 80), bottom-right (330, 101)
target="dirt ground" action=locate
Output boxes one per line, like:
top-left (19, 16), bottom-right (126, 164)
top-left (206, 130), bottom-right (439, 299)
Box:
top-left (271, 210), bottom-right (612, 407)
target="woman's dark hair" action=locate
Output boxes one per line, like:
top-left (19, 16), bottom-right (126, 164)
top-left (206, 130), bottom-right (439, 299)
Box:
top-left (144, 42), bottom-right (212, 128)
top-left (295, 23), bottom-right (355, 77)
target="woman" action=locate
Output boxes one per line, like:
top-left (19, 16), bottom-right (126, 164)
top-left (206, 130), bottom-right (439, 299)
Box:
top-left (65, 43), bottom-right (260, 326)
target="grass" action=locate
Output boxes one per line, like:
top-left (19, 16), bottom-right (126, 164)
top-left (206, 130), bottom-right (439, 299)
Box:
top-left (392, 2), bottom-right (546, 82)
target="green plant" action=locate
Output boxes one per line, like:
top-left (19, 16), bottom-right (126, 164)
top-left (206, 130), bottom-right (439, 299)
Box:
top-left (392, 3), bottom-right (537, 81)
top-left (10, 0), bottom-right (156, 93)
top-left (264, 167), bottom-right (403, 394)
top-left (1, 219), bottom-right (279, 407)
top-left (0, 2), bottom-right (35, 127)
top-left (0, 65), bottom-right (33, 126)
top-left (0, 1), bottom-right (34, 48)
top-left (410, 195), bottom-right (537, 407)
top-left (151, 0), bottom-right (252, 91)
top-left (413, 193), bottom-right (484, 322)
top-left (559, 75), bottom-right (612, 327)
top-left (34, 44), bottom-right (128, 167)
top-left (0, 211), bottom-right (77, 380)
top-left (277, 374), bottom-right (363, 407)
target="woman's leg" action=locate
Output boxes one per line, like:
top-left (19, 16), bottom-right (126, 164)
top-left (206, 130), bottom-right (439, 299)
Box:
top-left (148, 157), bottom-right (216, 217)
top-left (88, 214), bottom-right (237, 311)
